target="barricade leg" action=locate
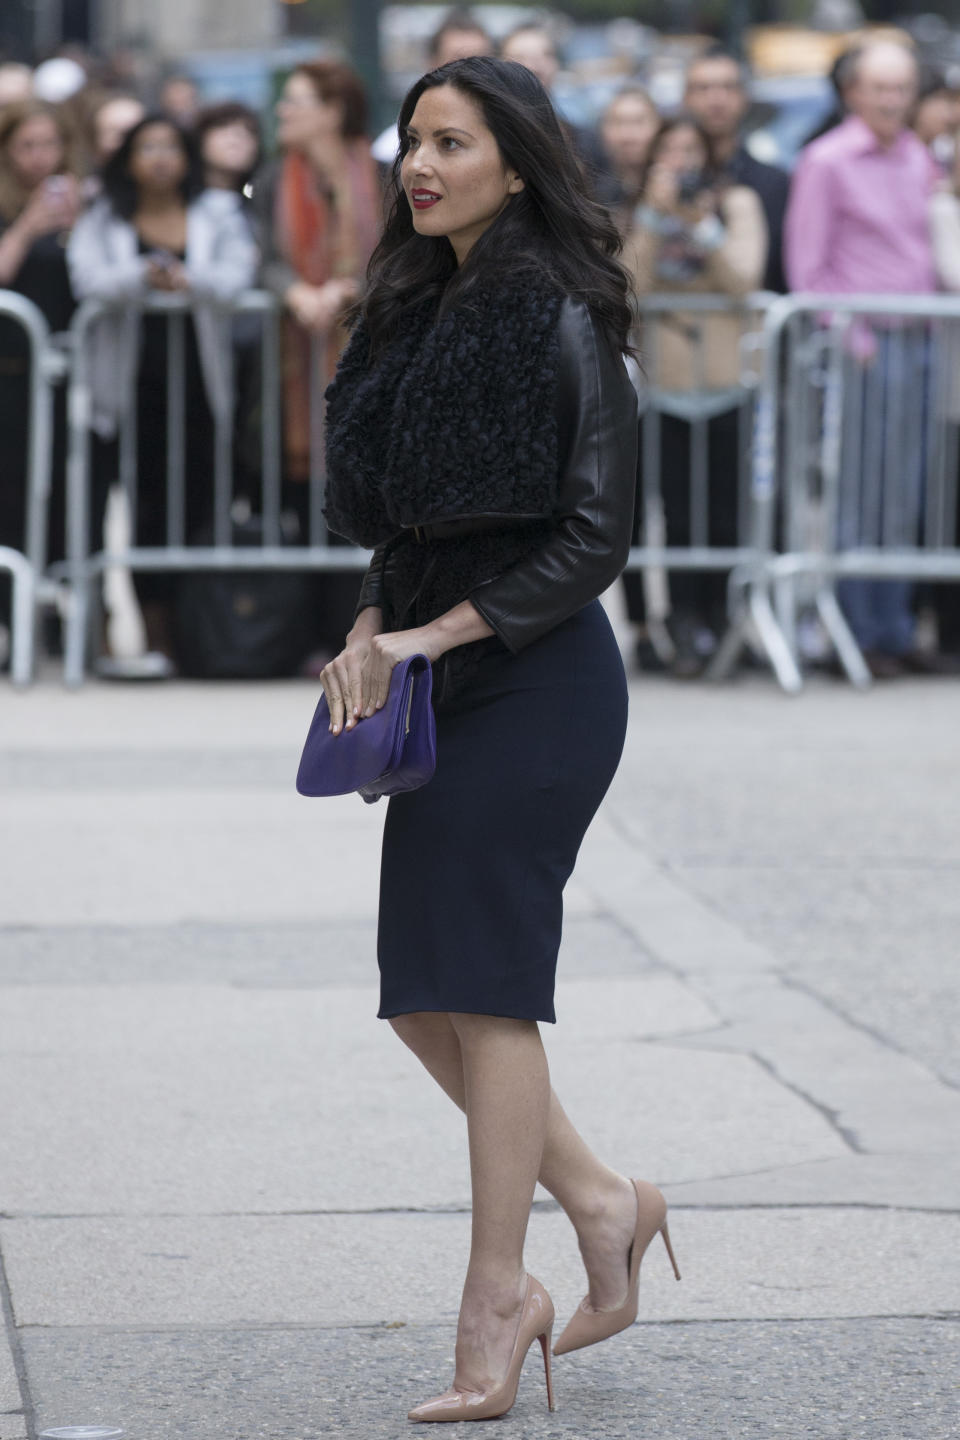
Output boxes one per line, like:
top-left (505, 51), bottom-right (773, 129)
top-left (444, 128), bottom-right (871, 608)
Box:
top-left (705, 610), bottom-right (747, 680)
top-left (0, 547), bottom-right (35, 687)
top-left (705, 566), bottom-right (751, 679)
top-left (10, 563), bottom-right (35, 687)
top-left (815, 584), bottom-right (872, 689)
top-left (773, 573), bottom-right (800, 662)
top-left (63, 566), bottom-right (92, 689)
top-left (749, 571), bottom-right (804, 693)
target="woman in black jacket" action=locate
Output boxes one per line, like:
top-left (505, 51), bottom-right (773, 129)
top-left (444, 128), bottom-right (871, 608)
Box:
top-left (320, 56), bottom-right (679, 1423)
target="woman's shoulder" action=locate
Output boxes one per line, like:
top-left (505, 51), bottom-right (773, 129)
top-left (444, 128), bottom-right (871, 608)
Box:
top-left (70, 194), bottom-right (123, 238)
top-left (555, 293), bottom-right (625, 362)
top-left (191, 187), bottom-right (244, 215)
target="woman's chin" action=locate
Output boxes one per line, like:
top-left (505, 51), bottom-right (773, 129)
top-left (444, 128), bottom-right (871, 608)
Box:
top-left (411, 213), bottom-right (447, 238)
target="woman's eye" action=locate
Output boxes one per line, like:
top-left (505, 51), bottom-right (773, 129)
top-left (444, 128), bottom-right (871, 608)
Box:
top-left (440, 137), bottom-right (460, 150)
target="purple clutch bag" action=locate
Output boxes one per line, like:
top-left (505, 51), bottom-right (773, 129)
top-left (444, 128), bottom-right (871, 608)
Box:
top-left (296, 653), bottom-right (437, 805)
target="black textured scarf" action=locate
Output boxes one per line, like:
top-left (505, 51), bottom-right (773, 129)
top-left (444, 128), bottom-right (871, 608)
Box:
top-left (323, 274), bottom-right (565, 548)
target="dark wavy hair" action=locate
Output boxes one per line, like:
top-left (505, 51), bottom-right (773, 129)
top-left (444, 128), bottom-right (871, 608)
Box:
top-left (101, 113), bottom-right (203, 220)
top-left (359, 56), bottom-right (635, 355)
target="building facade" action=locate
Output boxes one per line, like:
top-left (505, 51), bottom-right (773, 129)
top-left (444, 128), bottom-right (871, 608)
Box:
top-left (97, 0), bottom-right (279, 54)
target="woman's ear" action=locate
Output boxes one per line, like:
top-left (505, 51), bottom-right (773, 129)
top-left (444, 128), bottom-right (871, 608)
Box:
top-left (507, 172), bottom-right (525, 195)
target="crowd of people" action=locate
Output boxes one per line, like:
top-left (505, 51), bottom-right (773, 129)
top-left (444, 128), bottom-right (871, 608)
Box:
top-left (1, 8), bottom-right (960, 679)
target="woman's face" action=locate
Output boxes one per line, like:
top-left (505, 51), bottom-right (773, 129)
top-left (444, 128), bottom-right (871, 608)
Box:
top-left (401, 84), bottom-right (524, 265)
top-left (94, 96), bottom-right (145, 163)
top-left (276, 72), bottom-right (343, 151)
top-left (202, 120), bottom-right (259, 177)
top-left (128, 121), bottom-right (188, 195)
top-left (6, 114), bottom-right (63, 189)
top-left (654, 124), bottom-right (708, 176)
top-left (601, 94), bottom-right (659, 171)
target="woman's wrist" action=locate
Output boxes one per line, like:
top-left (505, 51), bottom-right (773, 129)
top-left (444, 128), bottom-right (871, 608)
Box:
top-left (419, 600), bottom-right (494, 660)
top-left (348, 605), bottom-right (383, 642)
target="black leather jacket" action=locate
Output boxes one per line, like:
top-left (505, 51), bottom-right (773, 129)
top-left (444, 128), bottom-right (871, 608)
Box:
top-left (354, 296), bottom-right (639, 654)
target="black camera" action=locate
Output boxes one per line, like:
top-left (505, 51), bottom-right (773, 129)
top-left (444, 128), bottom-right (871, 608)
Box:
top-left (677, 170), bottom-right (705, 204)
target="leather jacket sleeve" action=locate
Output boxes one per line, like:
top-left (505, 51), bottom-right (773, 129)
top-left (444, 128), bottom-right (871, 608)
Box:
top-left (468, 296), bottom-right (639, 653)
top-left (355, 542), bottom-right (388, 619)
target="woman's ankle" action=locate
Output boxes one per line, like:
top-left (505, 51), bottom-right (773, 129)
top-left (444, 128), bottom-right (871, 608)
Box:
top-left (460, 1265), bottom-right (526, 1318)
top-left (560, 1169), bottom-right (634, 1240)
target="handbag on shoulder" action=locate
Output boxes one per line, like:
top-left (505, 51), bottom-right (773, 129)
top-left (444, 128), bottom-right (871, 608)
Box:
top-left (296, 653), bottom-right (437, 805)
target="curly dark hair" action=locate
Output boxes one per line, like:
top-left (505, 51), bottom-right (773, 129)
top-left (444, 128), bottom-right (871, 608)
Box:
top-left (359, 56), bottom-right (635, 356)
top-left (101, 113), bottom-right (203, 220)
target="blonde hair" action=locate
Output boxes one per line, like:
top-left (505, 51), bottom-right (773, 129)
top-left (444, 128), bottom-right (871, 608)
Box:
top-left (0, 100), bottom-right (75, 223)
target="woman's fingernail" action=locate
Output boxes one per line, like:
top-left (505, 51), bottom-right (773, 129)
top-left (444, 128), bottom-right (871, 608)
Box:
top-left (332, 724), bottom-right (339, 734)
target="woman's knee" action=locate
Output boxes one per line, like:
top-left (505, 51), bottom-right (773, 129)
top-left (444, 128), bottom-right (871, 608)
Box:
top-left (389, 1011), bottom-right (456, 1052)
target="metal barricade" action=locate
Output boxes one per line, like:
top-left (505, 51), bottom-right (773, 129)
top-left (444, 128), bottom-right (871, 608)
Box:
top-left (625, 292), bottom-right (796, 679)
top-left (0, 290), bottom-right (63, 686)
top-left (741, 294), bottom-right (960, 690)
top-left (62, 290), bottom-right (371, 685)
top-left (62, 288), bottom-right (794, 687)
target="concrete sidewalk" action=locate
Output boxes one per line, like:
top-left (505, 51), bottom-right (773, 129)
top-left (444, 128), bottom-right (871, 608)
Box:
top-left (1, 671), bottom-right (958, 1439)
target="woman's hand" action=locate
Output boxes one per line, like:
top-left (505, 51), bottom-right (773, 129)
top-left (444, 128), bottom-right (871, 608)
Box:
top-left (320, 621), bottom-right (438, 736)
top-left (678, 187), bottom-right (718, 229)
top-left (147, 259), bottom-right (189, 291)
top-left (286, 277), bottom-right (357, 333)
top-left (319, 599), bottom-right (494, 736)
top-left (17, 175), bottom-right (79, 241)
top-left (643, 163), bottom-right (679, 215)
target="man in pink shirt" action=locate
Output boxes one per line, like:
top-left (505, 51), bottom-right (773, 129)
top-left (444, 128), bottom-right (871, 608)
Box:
top-left (785, 42), bottom-right (938, 674)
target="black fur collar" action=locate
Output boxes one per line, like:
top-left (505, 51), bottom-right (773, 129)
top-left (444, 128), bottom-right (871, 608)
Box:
top-left (323, 275), bottom-right (564, 548)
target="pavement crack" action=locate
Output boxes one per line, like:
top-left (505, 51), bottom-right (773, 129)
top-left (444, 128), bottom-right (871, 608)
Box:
top-left (0, 1239), bottom-right (37, 1440)
top-left (746, 1048), bottom-right (864, 1153)
top-left (8, 1199), bottom-right (956, 1221)
top-left (778, 973), bottom-right (960, 1096)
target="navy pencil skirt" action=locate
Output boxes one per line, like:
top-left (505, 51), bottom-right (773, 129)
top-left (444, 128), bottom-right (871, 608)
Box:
top-left (377, 599), bottom-right (628, 1024)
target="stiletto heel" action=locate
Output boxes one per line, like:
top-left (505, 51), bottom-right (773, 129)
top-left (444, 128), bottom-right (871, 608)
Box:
top-left (537, 1323), bottom-right (556, 1412)
top-left (660, 1218), bottom-right (681, 1281)
top-left (553, 1179), bottom-right (681, 1356)
top-left (408, 1274), bottom-right (556, 1423)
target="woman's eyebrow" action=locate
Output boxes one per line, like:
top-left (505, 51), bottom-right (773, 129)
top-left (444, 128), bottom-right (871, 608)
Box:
top-left (405, 125), bottom-right (474, 139)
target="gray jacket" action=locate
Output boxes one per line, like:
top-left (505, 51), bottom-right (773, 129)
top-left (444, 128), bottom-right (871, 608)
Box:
top-left (67, 189), bottom-right (259, 438)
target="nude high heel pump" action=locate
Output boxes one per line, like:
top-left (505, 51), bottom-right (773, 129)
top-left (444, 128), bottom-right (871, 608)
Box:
top-left (408, 1274), bottom-right (556, 1423)
top-left (553, 1179), bottom-right (680, 1356)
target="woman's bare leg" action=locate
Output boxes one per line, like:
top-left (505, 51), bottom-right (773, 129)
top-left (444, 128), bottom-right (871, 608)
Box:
top-left (390, 1012), bottom-right (638, 1312)
top-left (438, 1012), bottom-right (549, 1393)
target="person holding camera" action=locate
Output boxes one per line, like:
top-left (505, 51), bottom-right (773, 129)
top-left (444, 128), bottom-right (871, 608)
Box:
top-left (67, 114), bottom-right (258, 669)
top-left (0, 100), bottom-right (80, 658)
top-left (623, 115), bottom-right (767, 676)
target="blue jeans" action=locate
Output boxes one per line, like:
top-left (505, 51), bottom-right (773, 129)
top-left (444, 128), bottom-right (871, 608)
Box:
top-left (835, 329), bottom-right (929, 656)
